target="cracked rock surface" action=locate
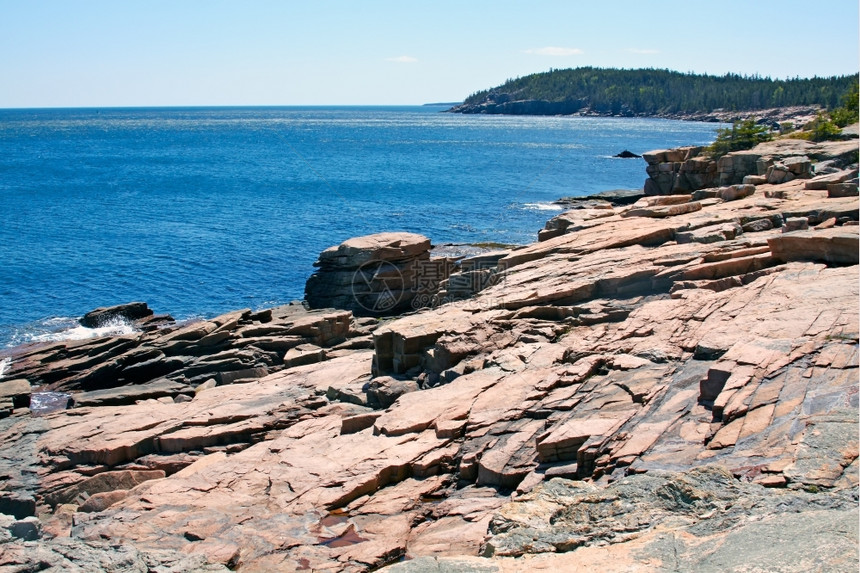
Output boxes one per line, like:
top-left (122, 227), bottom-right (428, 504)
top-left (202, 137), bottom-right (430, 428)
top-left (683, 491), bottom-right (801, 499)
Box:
top-left (0, 140), bottom-right (857, 571)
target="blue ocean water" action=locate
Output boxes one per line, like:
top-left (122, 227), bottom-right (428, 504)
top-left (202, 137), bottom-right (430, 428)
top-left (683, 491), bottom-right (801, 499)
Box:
top-left (0, 106), bottom-right (721, 347)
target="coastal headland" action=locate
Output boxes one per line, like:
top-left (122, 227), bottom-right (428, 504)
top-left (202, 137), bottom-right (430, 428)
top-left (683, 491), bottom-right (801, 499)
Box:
top-left (447, 67), bottom-right (859, 125)
top-left (0, 135), bottom-right (857, 571)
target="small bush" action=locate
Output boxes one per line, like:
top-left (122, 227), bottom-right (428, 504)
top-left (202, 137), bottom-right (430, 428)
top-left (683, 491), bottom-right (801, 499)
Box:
top-left (830, 107), bottom-right (856, 127)
top-left (708, 119), bottom-right (772, 159)
top-left (831, 83), bottom-right (859, 127)
top-left (806, 113), bottom-right (843, 141)
top-left (779, 121), bottom-right (795, 134)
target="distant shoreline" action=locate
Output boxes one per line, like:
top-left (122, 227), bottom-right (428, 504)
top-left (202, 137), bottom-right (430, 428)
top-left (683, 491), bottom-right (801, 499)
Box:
top-left (447, 102), bottom-right (823, 126)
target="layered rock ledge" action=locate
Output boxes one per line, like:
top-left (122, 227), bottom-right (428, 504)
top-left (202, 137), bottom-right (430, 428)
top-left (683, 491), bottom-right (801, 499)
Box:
top-left (0, 138), bottom-right (857, 572)
top-left (642, 139), bottom-right (858, 195)
top-left (305, 232), bottom-right (442, 316)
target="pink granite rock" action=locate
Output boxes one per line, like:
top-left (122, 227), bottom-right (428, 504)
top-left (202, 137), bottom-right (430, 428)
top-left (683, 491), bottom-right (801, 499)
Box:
top-left (1, 140), bottom-right (857, 572)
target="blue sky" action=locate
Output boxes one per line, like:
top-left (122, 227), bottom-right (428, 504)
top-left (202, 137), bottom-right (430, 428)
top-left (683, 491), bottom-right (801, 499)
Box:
top-left (1, 0), bottom-right (858, 107)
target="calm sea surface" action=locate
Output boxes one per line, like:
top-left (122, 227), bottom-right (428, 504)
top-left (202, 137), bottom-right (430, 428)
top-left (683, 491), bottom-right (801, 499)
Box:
top-left (0, 106), bottom-right (721, 347)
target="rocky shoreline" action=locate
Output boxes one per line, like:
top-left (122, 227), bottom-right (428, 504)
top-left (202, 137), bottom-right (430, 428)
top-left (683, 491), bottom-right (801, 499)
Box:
top-left (0, 136), bottom-right (857, 571)
top-left (448, 100), bottom-right (826, 126)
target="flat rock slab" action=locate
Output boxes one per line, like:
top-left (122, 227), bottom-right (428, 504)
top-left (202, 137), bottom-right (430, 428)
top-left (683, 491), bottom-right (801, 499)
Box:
top-left (317, 232), bottom-right (432, 268)
top-left (768, 227), bottom-right (859, 265)
top-left (73, 379), bottom-right (190, 407)
top-left (622, 201), bottom-right (702, 218)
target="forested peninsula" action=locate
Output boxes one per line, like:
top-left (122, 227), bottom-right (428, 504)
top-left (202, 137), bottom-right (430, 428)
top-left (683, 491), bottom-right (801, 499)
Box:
top-left (449, 67), bottom-right (859, 120)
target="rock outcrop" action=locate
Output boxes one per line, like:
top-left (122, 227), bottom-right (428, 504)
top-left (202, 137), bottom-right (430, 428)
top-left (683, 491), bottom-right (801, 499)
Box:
top-left (0, 139), bottom-right (857, 572)
top-left (79, 302), bottom-right (159, 329)
top-left (305, 232), bottom-right (449, 316)
top-left (388, 467), bottom-right (859, 572)
top-left (643, 138), bottom-right (859, 195)
top-left (2, 303), bottom-right (356, 415)
top-left (614, 150), bottom-right (641, 158)
top-left (643, 146), bottom-right (719, 195)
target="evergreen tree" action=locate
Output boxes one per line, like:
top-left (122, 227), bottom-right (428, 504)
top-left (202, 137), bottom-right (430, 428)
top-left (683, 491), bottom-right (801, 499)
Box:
top-left (459, 68), bottom-right (859, 117)
top-left (830, 82), bottom-right (859, 127)
top-left (708, 119), bottom-right (772, 158)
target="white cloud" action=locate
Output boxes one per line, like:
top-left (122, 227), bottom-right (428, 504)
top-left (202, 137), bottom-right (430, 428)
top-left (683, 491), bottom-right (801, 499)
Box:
top-left (386, 56), bottom-right (418, 63)
top-left (525, 47), bottom-right (584, 56)
top-left (627, 48), bottom-right (660, 55)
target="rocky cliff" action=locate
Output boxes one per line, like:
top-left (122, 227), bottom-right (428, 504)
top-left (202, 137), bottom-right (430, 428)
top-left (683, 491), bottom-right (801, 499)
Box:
top-left (642, 139), bottom-right (858, 195)
top-left (0, 139), bottom-right (857, 572)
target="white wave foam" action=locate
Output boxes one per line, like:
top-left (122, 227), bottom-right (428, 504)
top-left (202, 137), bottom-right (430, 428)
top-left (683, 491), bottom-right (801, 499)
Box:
top-left (19, 316), bottom-right (138, 346)
top-left (0, 357), bottom-right (10, 379)
top-left (522, 202), bottom-right (564, 211)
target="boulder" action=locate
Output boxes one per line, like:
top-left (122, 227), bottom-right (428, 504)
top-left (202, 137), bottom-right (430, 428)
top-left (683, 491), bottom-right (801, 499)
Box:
top-left (80, 302), bottom-right (153, 328)
top-left (305, 232), bottom-right (442, 316)
top-left (743, 174), bottom-right (768, 185)
top-left (284, 344), bottom-right (326, 368)
top-left (767, 162), bottom-right (795, 184)
top-left (742, 218), bottom-right (774, 233)
top-left (783, 217), bottom-right (810, 233)
top-left (719, 184), bottom-right (755, 202)
top-left (195, 378), bottom-right (217, 394)
top-left (783, 155), bottom-right (812, 176)
top-left (535, 417), bottom-right (623, 463)
top-left (678, 154), bottom-right (719, 190)
top-left (366, 377), bottom-right (421, 408)
top-left (555, 189), bottom-right (643, 208)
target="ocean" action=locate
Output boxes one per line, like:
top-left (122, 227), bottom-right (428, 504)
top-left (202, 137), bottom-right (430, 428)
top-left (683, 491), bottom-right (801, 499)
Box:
top-left (0, 106), bottom-right (721, 348)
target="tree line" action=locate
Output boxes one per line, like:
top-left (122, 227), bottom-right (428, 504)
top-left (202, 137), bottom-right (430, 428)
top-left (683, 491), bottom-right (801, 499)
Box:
top-left (460, 67), bottom-right (859, 115)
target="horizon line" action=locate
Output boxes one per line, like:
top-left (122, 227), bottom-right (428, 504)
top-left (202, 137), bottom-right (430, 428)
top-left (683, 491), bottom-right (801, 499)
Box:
top-left (0, 103), bottom-right (465, 112)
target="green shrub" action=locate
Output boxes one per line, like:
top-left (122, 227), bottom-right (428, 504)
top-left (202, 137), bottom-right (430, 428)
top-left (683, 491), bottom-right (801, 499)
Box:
top-left (708, 119), bottom-right (772, 159)
top-left (830, 107), bottom-right (856, 127)
top-left (806, 113), bottom-right (843, 141)
top-left (830, 83), bottom-right (859, 127)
